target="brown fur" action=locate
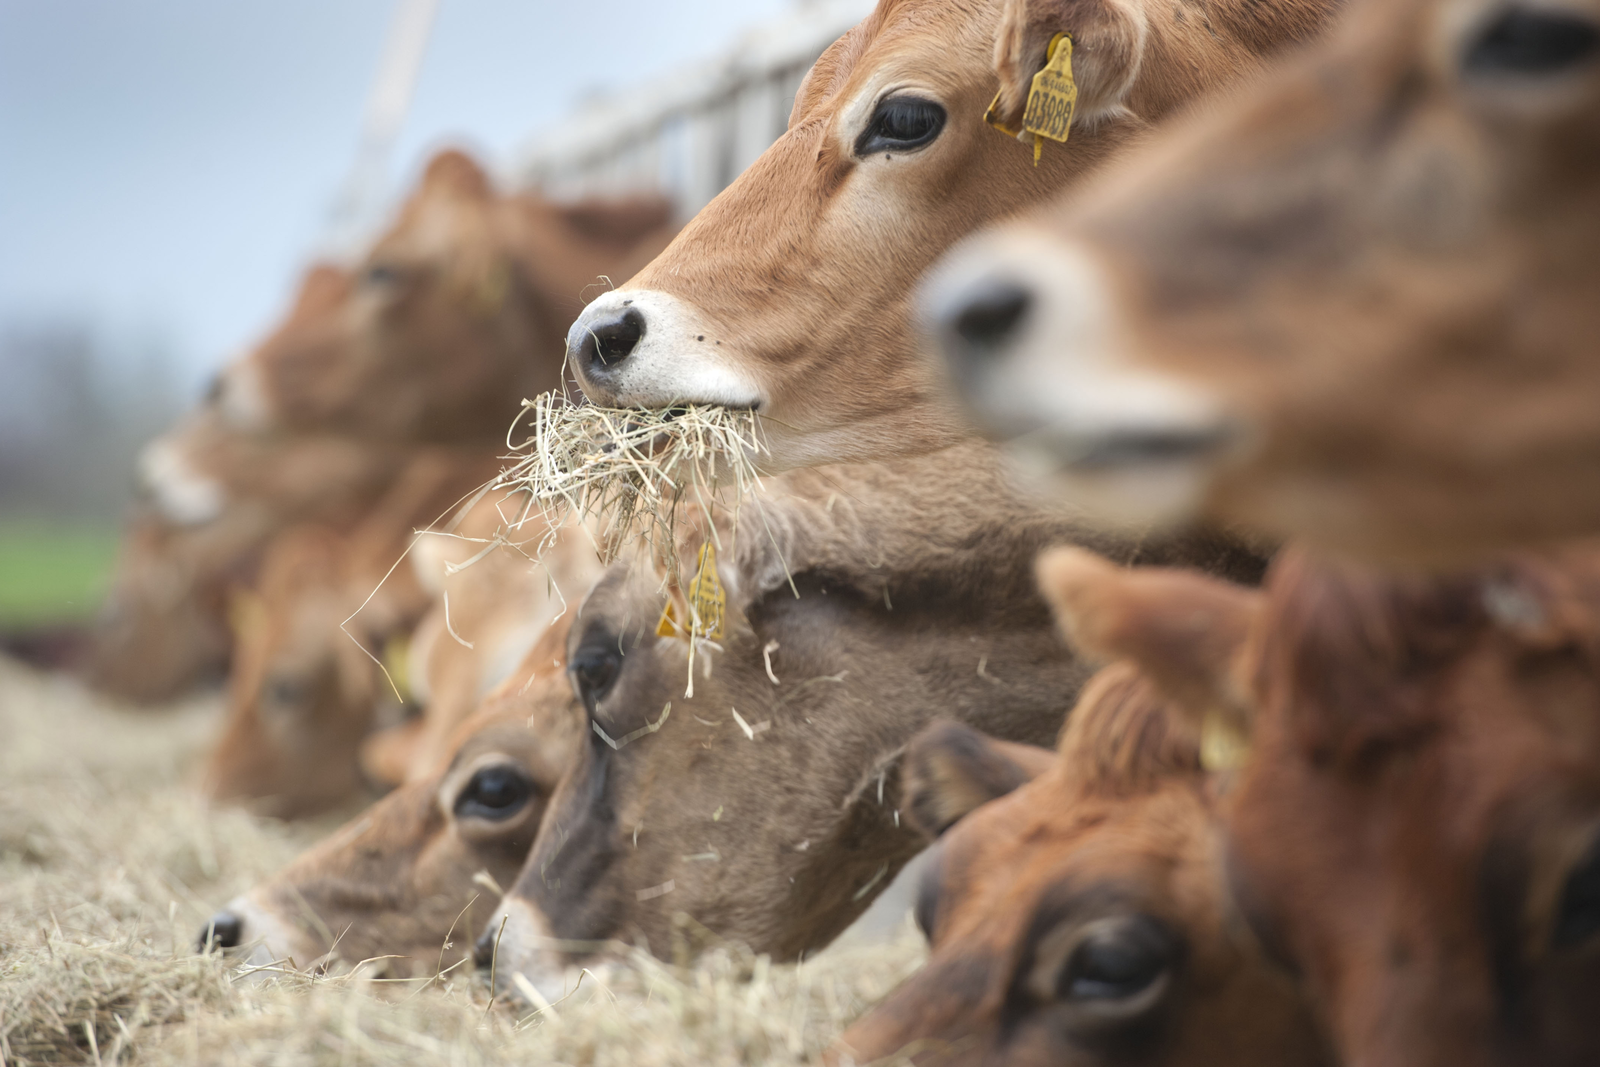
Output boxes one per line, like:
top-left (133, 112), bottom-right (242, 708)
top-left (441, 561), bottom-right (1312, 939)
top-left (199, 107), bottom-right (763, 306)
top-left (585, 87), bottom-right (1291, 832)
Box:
top-left (572, 0), bottom-right (1336, 470)
top-left (221, 149), bottom-right (676, 444)
top-left (834, 666), bottom-right (1329, 1067)
top-left (208, 617), bottom-right (582, 973)
top-left (481, 441), bottom-right (1271, 996)
top-left (202, 449), bottom-right (501, 817)
top-left (987, 0), bottom-right (1600, 559)
top-left (1042, 543), bottom-right (1600, 1067)
top-left (87, 406), bottom-right (407, 704)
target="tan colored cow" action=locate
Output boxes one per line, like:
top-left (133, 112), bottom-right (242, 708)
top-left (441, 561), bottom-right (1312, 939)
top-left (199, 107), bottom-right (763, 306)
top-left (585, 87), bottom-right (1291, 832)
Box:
top-left (1040, 542), bottom-right (1600, 1067)
top-left (928, 0), bottom-right (1600, 562)
top-left (216, 149), bottom-right (676, 445)
top-left (89, 406), bottom-right (405, 704)
top-left (560, 0), bottom-right (1333, 472)
top-left (199, 617), bottom-right (581, 974)
top-left (474, 442), bottom-right (1267, 1003)
top-left (834, 682), bottom-right (1329, 1067)
top-left (202, 449), bottom-right (501, 817)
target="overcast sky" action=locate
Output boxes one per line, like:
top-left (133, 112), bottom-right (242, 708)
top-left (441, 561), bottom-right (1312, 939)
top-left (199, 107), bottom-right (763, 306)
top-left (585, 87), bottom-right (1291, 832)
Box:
top-left (0, 0), bottom-right (791, 389)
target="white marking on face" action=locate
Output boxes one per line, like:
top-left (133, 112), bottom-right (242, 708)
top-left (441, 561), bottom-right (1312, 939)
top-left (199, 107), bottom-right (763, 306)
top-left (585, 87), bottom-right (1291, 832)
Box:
top-left (921, 230), bottom-right (1236, 527)
top-left (566, 290), bottom-right (767, 410)
top-left (217, 359), bottom-right (272, 430)
top-left (483, 895), bottom-right (583, 1006)
top-left (138, 438), bottom-right (226, 526)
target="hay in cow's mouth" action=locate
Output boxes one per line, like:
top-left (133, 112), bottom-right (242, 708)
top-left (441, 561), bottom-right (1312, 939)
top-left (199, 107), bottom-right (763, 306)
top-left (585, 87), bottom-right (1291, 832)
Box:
top-left (495, 392), bottom-right (767, 578)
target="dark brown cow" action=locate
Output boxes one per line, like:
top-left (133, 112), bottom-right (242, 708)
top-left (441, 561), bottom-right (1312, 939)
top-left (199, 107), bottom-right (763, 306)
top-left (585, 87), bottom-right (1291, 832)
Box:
top-left (473, 442), bottom-right (1266, 1004)
top-left (216, 149), bottom-right (676, 444)
top-left (1039, 542), bottom-right (1600, 1067)
top-left (834, 678), bottom-right (1329, 1067)
top-left (929, 0), bottom-right (1600, 562)
top-left (560, 0), bottom-right (1334, 472)
top-left (200, 618), bottom-right (580, 974)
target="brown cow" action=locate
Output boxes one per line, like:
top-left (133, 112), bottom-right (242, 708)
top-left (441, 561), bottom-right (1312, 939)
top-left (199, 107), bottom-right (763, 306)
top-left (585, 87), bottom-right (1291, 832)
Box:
top-left (1039, 543), bottom-right (1600, 1067)
top-left (473, 442), bottom-right (1267, 1004)
top-left (199, 618), bottom-right (581, 974)
top-left (89, 407), bottom-right (406, 703)
top-left (216, 149), bottom-right (676, 445)
top-left (202, 449), bottom-right (500, 817)
top-left (834, 677), bottom-right (1329, 1067)
top-left (560, 0), bottom-right (1333, 472)
top-left (928, 0), bottom-right (1600, 562)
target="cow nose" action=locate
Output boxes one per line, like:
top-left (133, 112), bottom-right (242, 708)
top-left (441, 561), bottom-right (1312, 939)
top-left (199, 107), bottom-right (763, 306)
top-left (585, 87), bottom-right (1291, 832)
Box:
top-left (571, 306), bottom-right (646, 378)
top-left (198, 910), bottom-right (244, 951)
top-left (473, 925), bottom-right (500, 969)
top-left (939, 276), bottom-right (1033, 358)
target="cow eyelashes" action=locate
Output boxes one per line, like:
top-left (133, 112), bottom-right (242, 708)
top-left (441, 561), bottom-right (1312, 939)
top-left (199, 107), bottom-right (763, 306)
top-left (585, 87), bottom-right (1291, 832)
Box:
top-left (1463, 8), bottom-right (1600, 78)
top-left (1552, 836), bottom-right (1600, 949)
top-left (1026, 914), bottom-right (1178, 1026)
top-left (453, 764), bottom-right (535, 822)
top-left (856, 96), bottom-right (947, 157)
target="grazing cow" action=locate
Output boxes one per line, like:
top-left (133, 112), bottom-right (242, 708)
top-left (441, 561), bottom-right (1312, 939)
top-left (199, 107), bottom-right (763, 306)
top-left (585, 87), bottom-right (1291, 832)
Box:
top-left (199, 618), bottom-right (581, 974)
top-left (202, 450), bottom-right (500, 817)
top-left (834, 678), bottom-right (1329, 1067)
top-left (474, 442), bottom-right (1267, 1002)
top-left (561, 0), bottom-right (1334, 472)
top-left (359, 493), bottom-right (603, 787)
top-left (88, 409), bottom-right (405, 704)
top-left (1039, 543), bottom-right (1600, 1067)
top-left (216, 149), bottom-right (677, 444)
top-left (929, 0), bottom-right (1600, 561)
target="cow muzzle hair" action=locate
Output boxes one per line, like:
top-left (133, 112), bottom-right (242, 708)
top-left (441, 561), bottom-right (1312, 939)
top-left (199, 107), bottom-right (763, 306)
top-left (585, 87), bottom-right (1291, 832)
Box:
top-left (565, 289), bottom-right (766, 412)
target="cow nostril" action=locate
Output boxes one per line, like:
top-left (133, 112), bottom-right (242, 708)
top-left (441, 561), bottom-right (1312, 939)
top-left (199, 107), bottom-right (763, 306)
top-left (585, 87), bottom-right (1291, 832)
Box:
top-left (198, 910), bottom-right (244, 951)
top-left (945, 279), bottom-right (1032, 353)
top-left (473, 925), bottom-right (500, 969)
top-left (579, 307), bottom-right (646, 372)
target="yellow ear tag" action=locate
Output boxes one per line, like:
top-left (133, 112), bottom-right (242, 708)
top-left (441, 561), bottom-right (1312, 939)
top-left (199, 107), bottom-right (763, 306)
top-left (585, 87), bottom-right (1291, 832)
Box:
top-left (381, 632), bottom-right (413, 703)
top-left (656, 597), bottom-right (683, 638)
top-left (686, 542), bottom-right (726, 641)
top-left (1199, 708), bottom-right (1252, 774)
top-left (986, 33), bottom-right (1077, 166)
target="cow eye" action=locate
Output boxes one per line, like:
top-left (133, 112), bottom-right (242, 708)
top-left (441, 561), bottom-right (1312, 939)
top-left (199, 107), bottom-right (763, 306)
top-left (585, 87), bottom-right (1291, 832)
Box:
top-left (856, 96), bottom-right (947, 156)
top-left (453, 764), bottom-right (534, 821)
top-left (362, 262), bottom-right (405, 288)
top-left (569, 638), bottom-right (624, 711)
top-left (1553, 835), bottom-right (1600, 949)
top-left (264, 676), bottom-right (307, 709)
top-left (1044, 915), bottom-right (1178, 1022)
top-left (1464, 9), bottom-right (1600, 77)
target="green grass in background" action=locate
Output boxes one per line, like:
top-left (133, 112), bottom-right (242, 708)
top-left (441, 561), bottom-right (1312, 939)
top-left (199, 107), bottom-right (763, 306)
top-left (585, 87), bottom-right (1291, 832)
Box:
top-left (0, 521), bottom-right (120, 626)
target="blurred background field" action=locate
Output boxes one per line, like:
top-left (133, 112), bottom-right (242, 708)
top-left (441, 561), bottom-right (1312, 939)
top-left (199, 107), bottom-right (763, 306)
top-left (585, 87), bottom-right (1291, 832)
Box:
top-left (0, 523), bottom-right (119, 626)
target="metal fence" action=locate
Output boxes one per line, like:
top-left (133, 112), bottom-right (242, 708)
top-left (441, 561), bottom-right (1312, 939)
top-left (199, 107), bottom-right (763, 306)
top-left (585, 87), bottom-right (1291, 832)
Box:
top-left (515, 0), bottom-right (873, 215)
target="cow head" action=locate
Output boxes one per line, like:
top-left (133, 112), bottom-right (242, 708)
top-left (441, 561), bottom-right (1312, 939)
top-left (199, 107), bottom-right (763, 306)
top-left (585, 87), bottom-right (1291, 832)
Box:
top-left (563, 0), bottom-right (1330, 471)
top-left (217, 150), bottom-right (675, 444)
top-left (199, 632), bottom-right (581, 973)
top-left (930, 0), bottom-right (1600, 561)
top-left (1041, 543), bottom-right (1600, 1067)
top-left (835, 682), bottom-right (1329, 1067)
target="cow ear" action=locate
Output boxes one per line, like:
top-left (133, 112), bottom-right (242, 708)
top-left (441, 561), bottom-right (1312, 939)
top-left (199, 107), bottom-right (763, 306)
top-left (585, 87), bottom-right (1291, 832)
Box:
top-left (418, 148), bottom-right (494, 203)
top-left (555, 195), bottom-right (674, 247)
top-left (991, 0), bottom-right (1144, 133)
top-left (903, 720), bottom-right (1055, 839)
top-left (1036, 547), bottom-right (1262, 739)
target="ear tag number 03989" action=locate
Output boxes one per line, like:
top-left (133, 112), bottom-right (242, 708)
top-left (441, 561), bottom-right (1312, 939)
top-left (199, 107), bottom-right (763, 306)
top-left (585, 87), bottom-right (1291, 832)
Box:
top-left (983, 32), bottom-right (1077, 166)
top-left (656, 542), bottom-right (726, 641)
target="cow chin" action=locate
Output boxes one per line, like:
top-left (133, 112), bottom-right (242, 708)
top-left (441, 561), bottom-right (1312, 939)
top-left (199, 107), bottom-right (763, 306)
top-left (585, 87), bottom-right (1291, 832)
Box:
top-left (479, 896), bottom-right (583, 1009)
top-left (565, 289), bottom-right (766, 413)
top-left (921, 229), bottom-right (1241, 530)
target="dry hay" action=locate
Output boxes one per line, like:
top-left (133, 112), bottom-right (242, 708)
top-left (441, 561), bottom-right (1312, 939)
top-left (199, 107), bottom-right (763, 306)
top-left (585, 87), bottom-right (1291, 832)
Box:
top-left (0, 657), bottom-right (926, 1066)
top-left (494, 393), bottom-right (767, 581)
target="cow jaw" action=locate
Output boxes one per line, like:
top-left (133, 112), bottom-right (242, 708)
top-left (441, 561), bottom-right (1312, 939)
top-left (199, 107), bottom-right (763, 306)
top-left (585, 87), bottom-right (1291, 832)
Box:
top-left (921, 229), bottom-right (1242, 528)
top-left (566, 289), bottom-right (767, 412)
